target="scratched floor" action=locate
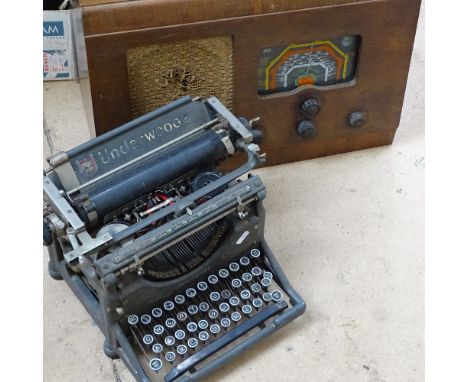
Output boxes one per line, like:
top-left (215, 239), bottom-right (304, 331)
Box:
top-left (43, 7), bottom-right (424, 382)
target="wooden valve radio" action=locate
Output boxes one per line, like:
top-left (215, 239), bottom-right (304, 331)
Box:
top-left (71, 0), bottom-right (421, 167)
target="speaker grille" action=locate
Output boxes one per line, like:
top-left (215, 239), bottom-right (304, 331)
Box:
top-left (127, 36), bottom-right (234, 118)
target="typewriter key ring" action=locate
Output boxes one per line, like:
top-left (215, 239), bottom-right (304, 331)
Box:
top-left (218, 302), bottom-right (230, 314)
top-left (218, 269), bottom-right (229, 278)
top-left (165, 351), bottom-right (176, 363)
top-left (163, 301), bottom-right (175, 311)
top-left (250, 248), bottom-right (261, 259)
top-left (151, 308), bottom-right (163, 319)
top-left (143, 334), bottom-right (154, 345)
top-left (240, 256), bottom-right (251, 266)
top-left (153, 325), bottom-right (165, 336)
top-left (208, 309), bottom-right (219, 320)
top-left (198, 331), bottom-right (210, 342)
top-left (187, 338), bottom-right (199, 349)
top-left (149, 358), bottom-right (163, 372)
top-left (152, 343), bottom-right (163, 354)
top-left (175, 330), bottom-right (186, 341)
top-left (141, 314), bottom-right (152, 325)
top-left (127, 314), bottom-right (139, 326)
top-left (187, 322), bottom-right (198, 333)
top-left (164, 336), bottom-right (176, 347)
top-left (271, 290), bottom-right (284, 302)
top-left (177, 345), bottom-right (188, 355)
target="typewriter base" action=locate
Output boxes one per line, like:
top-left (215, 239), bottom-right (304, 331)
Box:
top-left (46, 238), bottom-right (305, 382)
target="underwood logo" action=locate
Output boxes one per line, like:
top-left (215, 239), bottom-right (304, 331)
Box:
top-left (43, 21), bottom-right (64, 37)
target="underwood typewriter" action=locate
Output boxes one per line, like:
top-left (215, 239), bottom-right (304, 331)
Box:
top-left (43, 96), bottom-right (305, 382)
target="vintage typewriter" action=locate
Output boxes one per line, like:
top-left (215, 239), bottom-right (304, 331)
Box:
top-left (43, 96), bottom-right (305, 382)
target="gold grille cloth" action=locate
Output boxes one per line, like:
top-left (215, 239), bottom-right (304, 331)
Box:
top-left (127, 36), bottom-right (234, 118)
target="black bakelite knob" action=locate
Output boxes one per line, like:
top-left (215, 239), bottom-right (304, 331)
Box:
top-left (300, 98), bottom-right (320, 119)
top-left (348, 111), bottom-right (366, 128)
top-left (296, 120), bottom-right (316, 139)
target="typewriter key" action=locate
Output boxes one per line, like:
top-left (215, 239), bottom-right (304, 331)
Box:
top-left (240, 256), bottom-right (250, 266)
top-left (197, 282), bottom-right (208, 292)
top-left (271, 290), bottom-right (284, 302)
top-left (208, 275), bottom-right (219, 285)
top-left (177, 312), bottom-right (188, 322)
top-left (220, 317), bottom-right (231, 328)
top-left (229, 296), bottom-right (240, 307)
top-left (152, 343), bottom-right (163, 354)
top-left (210, 324), bottom-right (221, 334)
top-left (177, 345), bottom-right (188, 355)
top-left (175, 330), bottom-right (186, 340)
top-left (251, 267), bottom-right (262, 277)
top-left (218, 269), bottom-right (229, 278)
top-left (242, 305), bottom-right (253, 315)
top-left (151, 308), bottom-right (163, 319)
top-left (188, 305), bottom-right (199, 315)
top-left (240, 290), bottom-right (251, 300)
top-left (199, 331), bottom-right (210, 342)
top-left (127, 315), bottom-right (139, 326)
top-left (141, 314), bottom-right (152, 325)
top-left (250, 248), bottom-right (261, 258)
top-left (187, 322), bottom-right (198, 333)
top-left (242, 273), bottom-right (253, 283)
top-left (262, 292), bottom-right (272, 302)
top-left (231, 312), bottom-right (242, 322)
top-left (209, 292), bottom-right (221, 302)
top-left (219, 302), bottom-right (230, 313)
top-left (263, 271), bottom-right (273, 280)
top-left (186, 288), bottom-right (197, 298)
top-left (208, 309), bottom-right (219, 319)
top-left (199, 302), bottom-right (210, 312)
top-left (165, 318), bottom-right (176, 329)
top-left (174, 295), bottom-right (185, 305)
top-left (187, 338), bottom-right (199, 349)
top-left (229, 262), bottom-right (240, 272)
top-left (221, 289), bottom-right (232, 300)
top-left (163, 301), bottom-right (175, 311)
top-left (198, 320), bottom-right (209, 330)
top-left (164, 336), bottom-right (175, 346)
top-left (252, 298), bottom-right (263, 308)
top-left (251, 283), bottom-right (262, 293)
top-left (143, 334), bottom-right (154, 345)
top-left (149, 358), bottom-right (163, 372)
top-left (231, 279), bottom-right (242, 289)
top-left (154, 325), bottom-right (165, 335)
top-left (261, 278), bottom-right (272, 287)
top-left (165, 352), bottom-right (176, 363)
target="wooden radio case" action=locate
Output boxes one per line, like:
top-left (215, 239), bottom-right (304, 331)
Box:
top-left (71, 0), bottom-right (421, 167)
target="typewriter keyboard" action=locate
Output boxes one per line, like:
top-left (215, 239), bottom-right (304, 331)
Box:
top-left (127, 248), bottom-right (289, 381)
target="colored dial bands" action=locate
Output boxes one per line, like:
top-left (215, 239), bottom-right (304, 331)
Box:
top-left (257, 35), bottom-right (360, 95)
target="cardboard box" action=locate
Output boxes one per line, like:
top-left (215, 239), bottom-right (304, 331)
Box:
top-left (43, 10), bottom-right (75, 81)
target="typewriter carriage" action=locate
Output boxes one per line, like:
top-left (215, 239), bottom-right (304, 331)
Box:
top-left (43, 97), bottom-right (305, 382)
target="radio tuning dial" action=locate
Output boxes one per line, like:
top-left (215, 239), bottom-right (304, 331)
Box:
top-left (300, 98), bottom-right (320, 119)
top-left (296, 120), bottom-right (317, 139)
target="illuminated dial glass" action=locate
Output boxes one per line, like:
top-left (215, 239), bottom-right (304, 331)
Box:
top-left (257, 35), bottom-right (360, 95)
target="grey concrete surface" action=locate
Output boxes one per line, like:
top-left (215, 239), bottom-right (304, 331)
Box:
top-left (43, 8), bottom-right (424, 382)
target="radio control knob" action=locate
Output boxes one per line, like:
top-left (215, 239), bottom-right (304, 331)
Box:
top-left (300, 98), bottom-right (320, 119)
top-left (348, 111), bottom-right (366, 128)
top-left (296, 120), bottom-right (316, 139)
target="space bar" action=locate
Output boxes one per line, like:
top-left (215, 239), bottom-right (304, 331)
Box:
top-left (164, 300), bottom-right (288, 382)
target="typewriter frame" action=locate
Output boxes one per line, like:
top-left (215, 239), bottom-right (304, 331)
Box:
top-left (44, 97), bottom-right (306, 382)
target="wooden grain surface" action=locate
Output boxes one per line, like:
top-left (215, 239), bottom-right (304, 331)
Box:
top-left (77, 0), bottom-right (422, 168)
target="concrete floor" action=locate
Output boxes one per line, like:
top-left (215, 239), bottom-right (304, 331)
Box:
top-left (43, 9), bottom-right (424, 382)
